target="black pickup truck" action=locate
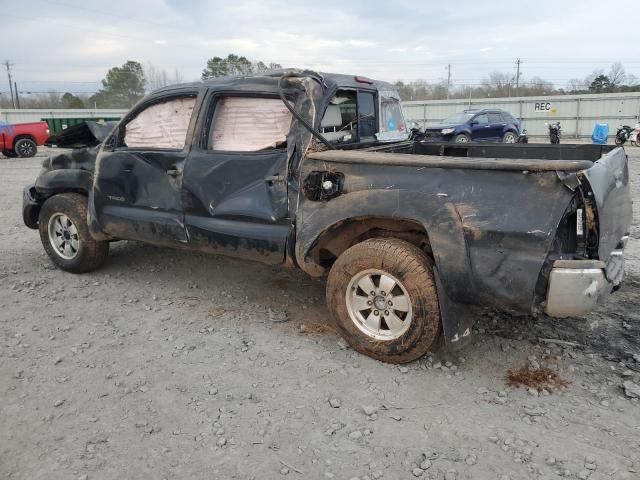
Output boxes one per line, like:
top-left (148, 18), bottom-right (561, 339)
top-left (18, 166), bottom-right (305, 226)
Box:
top-left (23, 70), bottom-right (632, 363)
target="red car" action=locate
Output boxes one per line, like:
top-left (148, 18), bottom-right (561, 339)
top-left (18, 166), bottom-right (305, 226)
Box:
top-left (0, 121), bottom-right (50, 158)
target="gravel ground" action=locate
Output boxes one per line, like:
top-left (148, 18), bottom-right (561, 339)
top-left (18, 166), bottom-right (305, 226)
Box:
top-left (1, 146), bottom-right (639, 480)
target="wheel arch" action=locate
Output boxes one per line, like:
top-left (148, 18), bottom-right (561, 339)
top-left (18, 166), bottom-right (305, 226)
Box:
top-left (295, 190), bottom-right (474, 292)
top-left (302, 215), bottom-right (433, 274)
top-left (14, 133), bottom-right (37, 144)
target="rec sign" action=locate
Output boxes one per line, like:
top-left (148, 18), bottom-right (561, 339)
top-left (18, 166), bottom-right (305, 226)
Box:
top-left (534, 102), bottom-right (552, 111)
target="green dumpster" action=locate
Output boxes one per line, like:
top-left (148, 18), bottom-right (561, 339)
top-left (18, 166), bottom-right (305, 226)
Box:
top-left (41, 116), bottom-right (122, 135)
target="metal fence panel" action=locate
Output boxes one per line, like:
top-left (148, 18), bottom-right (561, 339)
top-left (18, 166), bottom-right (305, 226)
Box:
top-left (402, 92), bottom-right (640, 140)
top-left (0, 109), bottom-right (128, 125)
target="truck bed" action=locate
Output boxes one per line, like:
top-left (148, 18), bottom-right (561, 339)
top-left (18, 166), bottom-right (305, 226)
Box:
top-left (370, 141), bottom-right (616, 161)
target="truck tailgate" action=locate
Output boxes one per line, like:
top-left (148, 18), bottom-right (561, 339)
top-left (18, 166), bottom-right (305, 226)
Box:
top-left (583, 147), bottom-right (633, 261)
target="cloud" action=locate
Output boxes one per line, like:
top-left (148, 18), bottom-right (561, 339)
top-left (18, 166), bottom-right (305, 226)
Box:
top-left (2, 0), bottom-right (638, 92)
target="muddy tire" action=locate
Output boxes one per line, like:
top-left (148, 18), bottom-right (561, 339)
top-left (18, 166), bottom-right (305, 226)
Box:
top-left (38, 193), bottom-right (109, 273)
top-left (326, 238), bottom-right (441, 363)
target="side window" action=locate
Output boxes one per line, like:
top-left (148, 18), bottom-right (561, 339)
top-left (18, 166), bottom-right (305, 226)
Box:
top-left (473, 113), bottom-right (489, 125)
top-left (501, 113), bottom-right (515, 123)
top-left (208, 97), bottom-right (292, 152)
top-left (124, 96), bottom-right (195, 149)
top-left (320, 91), bottom-right (357, 144)
top-left (488, 113), bottom-right (503, 123)
top-left (357, 91), bottom-right (377, 140)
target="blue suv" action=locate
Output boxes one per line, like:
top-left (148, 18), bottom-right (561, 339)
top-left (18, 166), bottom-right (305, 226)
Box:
top-left (422, 109), bottom-right (521, 143)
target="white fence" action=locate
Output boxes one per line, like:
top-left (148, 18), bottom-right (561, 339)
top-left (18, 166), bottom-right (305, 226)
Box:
top-left (0, 108), bottom-right (128, 124)
top-left (3, 92), bottom-right (640, 140)
top-left (402, 92), bottom-right (640, 140)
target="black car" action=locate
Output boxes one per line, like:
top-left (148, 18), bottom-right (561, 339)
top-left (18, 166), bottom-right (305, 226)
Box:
top-left (422, 109), bottom-right (522, 143)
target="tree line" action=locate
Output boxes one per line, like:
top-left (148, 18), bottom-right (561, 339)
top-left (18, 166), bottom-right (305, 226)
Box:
top-left (395, 62), bottom-right (639, 101)
top-left (0, 54), bottom-right (284, 110)
top-left (2, 56), bottom-right (638, 109)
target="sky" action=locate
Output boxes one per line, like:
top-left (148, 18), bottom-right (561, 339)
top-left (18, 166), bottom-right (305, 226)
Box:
top-left (2, 0), bottom-right (639, 97)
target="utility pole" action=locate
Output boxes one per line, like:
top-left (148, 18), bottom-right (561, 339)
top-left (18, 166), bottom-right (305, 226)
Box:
top-left (446, 64), bottom-right (451, 100)
top-left (4, 61), bottom-right (15, 108)
top-left (515, 58), bottom-right (521, 95)
top-left (14, 81), bottom-right (20, 109)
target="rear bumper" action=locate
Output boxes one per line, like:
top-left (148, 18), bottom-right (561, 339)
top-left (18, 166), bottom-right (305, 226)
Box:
top-left (22, 184), bottom-right (40, 229)
top-left (545, 236), bottom-right (628, 317)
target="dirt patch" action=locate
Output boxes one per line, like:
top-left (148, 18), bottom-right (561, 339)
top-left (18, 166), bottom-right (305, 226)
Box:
top-left (506, 365), bottom-right (570, 392)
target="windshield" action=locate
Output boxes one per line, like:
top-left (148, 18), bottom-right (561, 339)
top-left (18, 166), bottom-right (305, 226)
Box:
top-left (376, 92), bottom-right (409, 142)
top-left (441, 112), bottom-right (474, 124)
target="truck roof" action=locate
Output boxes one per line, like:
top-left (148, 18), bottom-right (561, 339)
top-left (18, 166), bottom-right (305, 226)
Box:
top-left (149, 69), bottom-right (398, 96)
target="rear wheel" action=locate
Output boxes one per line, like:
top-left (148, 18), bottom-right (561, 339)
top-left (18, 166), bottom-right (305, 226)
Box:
top-left (326, 238), bottom-right (442, 363)
top-left (454, 133), bottom-right (470, 143)
top-left (14, 138), bottom-right (37, 158)
top-left (38, 193), bottom-right (109, 273)
top-left (502, 131), bottom-right (517, 143)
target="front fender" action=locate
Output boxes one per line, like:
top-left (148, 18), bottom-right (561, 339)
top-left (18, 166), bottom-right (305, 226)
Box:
top-left (35, 169), bottom-right (93, 196)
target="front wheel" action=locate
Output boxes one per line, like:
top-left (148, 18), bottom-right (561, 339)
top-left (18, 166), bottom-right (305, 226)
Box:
top-left (454, 133), bottom-right (470, 143)
top-left (326, 238), bottom-right (442, 363)
top-left (14, 138), bottom-right (37, 158)
top-left (38, 193), bottom-right (109, 273)
top-left (615, 135), bottom-right (625, 146)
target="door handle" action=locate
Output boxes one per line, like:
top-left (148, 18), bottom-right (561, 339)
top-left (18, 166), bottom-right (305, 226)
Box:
top-left (166, 169), bottom-right (179, 177)
top-left (264, 175), bottom-right (286, 184)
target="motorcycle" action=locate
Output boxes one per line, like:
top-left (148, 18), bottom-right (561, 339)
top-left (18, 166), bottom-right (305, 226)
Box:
top-left (548, 122), bottom-right (561, 144)
top-left (517, 128), bottom-right (529, 143)
top-left (615, 125), bottom-right (633, 146)
top-left (632, 124), bottom-right (640, 146)
top-left (408, 123), bottom-right (426, 141)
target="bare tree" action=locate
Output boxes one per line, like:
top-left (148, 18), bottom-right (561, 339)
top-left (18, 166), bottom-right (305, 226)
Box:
top-left (145, 63), bottom-right (184, 92)
top-left (567, 78), bottom-right (586, 91)
top-left (608, 62), bottom-right (626, 86)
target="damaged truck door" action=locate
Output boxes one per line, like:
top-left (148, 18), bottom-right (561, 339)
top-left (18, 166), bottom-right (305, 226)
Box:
top-left (89, 93), bottom-right (198, 245)
top-left (181, 94), bottom-right (293, 263)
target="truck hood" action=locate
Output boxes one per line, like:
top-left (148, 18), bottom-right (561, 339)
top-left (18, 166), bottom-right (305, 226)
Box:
top-left (34, 146), bottom-right (98, 195)
top-left (423, 123), bottom-right (458, 131)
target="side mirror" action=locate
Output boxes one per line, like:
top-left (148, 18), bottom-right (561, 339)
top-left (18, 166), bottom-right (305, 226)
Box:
top-left (470, 121), bottom-right (477, 126)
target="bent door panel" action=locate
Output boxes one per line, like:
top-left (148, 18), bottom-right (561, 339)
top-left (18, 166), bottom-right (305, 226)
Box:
top-left (93, 149), bottom-right (187, 243)
top-left (182, 95), bottom-right (292, 264)
top-left (91, 94), bottom-right (197, 245)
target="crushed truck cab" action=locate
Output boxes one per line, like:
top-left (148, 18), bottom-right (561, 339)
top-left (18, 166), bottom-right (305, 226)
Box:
top-left (22, 70), bottom-right (633, 363)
